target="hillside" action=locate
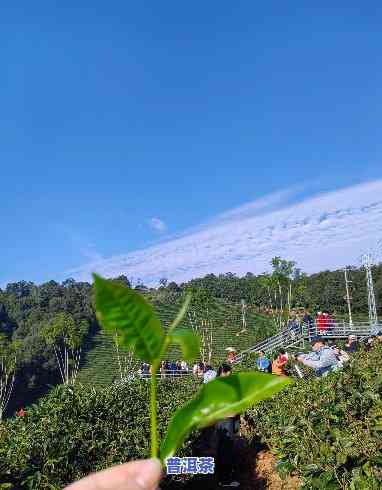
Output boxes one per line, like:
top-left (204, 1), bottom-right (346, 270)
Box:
top-left (77, 299), bottom-right (274, 387)
top-left (1, 259), bottom-right (381, 414)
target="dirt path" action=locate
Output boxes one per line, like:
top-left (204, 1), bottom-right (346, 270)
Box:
top-left (164, 441), bottom-right (301, 489)
top-left (248, 448), bottom-right (300, 490)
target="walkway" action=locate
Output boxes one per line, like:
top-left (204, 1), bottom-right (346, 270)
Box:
top-left (234, 321), bottom-right (380, 364)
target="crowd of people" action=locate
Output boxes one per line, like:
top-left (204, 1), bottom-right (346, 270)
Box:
top-left (254, 330), bottom-right (382, 379)
top-left (138, 360), bottom-right (189, 378)
top-left (282, 309), bottom-right (338, 338)
top-left (138, 348), bottom-right (238, 380)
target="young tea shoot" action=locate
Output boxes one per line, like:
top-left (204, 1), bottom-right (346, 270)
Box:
top-left (93, 274), bottom-right (292, 462)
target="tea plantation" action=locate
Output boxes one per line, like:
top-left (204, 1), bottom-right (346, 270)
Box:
top-left (245, 344), bottom-right (382, 489)
top-left (76, 299), bottom-right (274, 387)
top-left (1, 344), bottom-right (382, 489)
top-left (0, 377), bottom-right (201, 489)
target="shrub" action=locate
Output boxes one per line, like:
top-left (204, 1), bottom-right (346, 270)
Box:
top-left (0, 377), bottom-right (200, 489)
top-left (245, 344), bottom-right (382, 489)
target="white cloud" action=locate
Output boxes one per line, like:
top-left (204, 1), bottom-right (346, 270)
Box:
top-left (79, 245), bottom-right (103, 263)
top-left (149, 217), bottom-right (167, 233)
top-left (68, 180), bottom-right (382, 285)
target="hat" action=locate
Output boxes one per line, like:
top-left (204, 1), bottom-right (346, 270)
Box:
top-left (348, 334), bottom-right (357, 340)
top-left (225, 347), bottom-right (236, 352)
top-left (310, 336), bottom-right (323, 345)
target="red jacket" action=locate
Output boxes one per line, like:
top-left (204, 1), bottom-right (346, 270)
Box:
top-left (317, 314), bottom-right (326, 332)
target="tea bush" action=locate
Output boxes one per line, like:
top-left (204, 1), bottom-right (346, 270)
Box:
top-left (0, 377), bottom-right (200, 489)
top-left (245, 344), bottom-right (382, 489)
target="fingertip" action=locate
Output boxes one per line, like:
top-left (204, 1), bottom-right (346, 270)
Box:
top-left (134, 458), bottom-right (162, 489)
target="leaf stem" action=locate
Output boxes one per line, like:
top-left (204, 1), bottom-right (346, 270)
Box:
top-left (150, 361), bottom-right (159, 458)
top-left (150, 293), bottom-right (192, 460)
top-left (169, 293), bottom-right (192, 334)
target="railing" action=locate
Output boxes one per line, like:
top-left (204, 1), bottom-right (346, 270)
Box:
top-left (234, 329), bottom-right (304, 363)
top-left (234, 321), bottom-right (380, 364)
top-left (302, 321), bottom-right (376, 339)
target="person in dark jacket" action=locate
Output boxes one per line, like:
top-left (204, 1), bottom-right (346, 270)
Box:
top-left (214, 364), bottom-right (240, 487)
top-left (344, 335), bottom-right (359, 353)
top-left (303, 310), bottom-right (314, 337)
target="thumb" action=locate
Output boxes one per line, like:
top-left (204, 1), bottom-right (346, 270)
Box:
top-left (65, 458), bottom-right (162, 490)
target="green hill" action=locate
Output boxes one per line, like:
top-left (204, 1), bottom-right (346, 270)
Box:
top-left (76, 299), bottom-right (275, 387)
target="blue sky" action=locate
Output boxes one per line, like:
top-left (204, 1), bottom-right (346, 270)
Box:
top-left (1, 3), bottom-right (382, 286)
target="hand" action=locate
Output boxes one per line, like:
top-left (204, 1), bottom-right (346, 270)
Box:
top-left (65, 458), bottom-right (161, 490)
top-left (297, 355), bottom-right (304, 363)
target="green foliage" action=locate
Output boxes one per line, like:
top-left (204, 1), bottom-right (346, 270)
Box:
top-left (161, 372), bottom-right (291, 460)
top-left (94, 275), bottom-right (289, 462)
top-left (94, 275), bottom-right (199, 459)
top-left (169, 330), bottom-right (200, 361)
top-left (41, 313), bottom-right (88, 351)
top-left (94, 274), bottom-right (165, 362)
top-left (0, 378), bottom-right (200, 489)
top-left (244, 345), bottom-right (382, 489)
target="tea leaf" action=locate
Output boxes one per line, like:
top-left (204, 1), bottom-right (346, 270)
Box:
top-left (93, 274), bottom-right (165, 362)
top-left (169, 330), bottom-right (200, 361)
top-left (160, 372), bottom-right (292, 460)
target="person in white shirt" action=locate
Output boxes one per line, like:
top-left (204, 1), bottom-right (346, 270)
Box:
top-left (203, 365), bottom-right (217, 384)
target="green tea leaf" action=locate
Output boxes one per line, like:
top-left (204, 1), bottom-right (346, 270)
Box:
top-left (93, 274), bottom-right (165, 362)
top-left (169, 329), bottom-right (200, 361)
top-left (160, 372), bottom-right (292, 460)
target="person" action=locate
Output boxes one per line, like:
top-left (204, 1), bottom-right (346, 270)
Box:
top-left (193, 362), bottom-right (199, 375)
top-left (214, 364), bottom-right (240, 487)
top-left (159, 361), bottom-right (166, 378)
top-left (321, 312), bottom-right (330, 335)
top-left (316, 311), bottom-right (326, 335)
top-left (226, 348), bottom-right (237, 364)
top-left (365, 336), bottom-right (376, 351)
top-left (287, 315), bottom-right (300, 339)
top-left (17, 407), bottom-right (25, 417)
top-left (169, 360), bottom-right (177, 378)
top-left (344, 334), bottom-right (359, 353)
top-left (176, 361), bottom-right (182, 376)
top-left (326, 311), bottom-right (335, 334)
top-left (203, 364), bottom-right (217, 384)
top-left (330, 343), bottom-right (350, 368)
top-left (271, 349), bottom-right (288, 376)
top-left (196, 362), bottom-right (205, 378)
top-left (256, 351), bottom-right (271, 373)
top-left (303, 309), bottom-right (314, 338)
top-left (278, 348), bottom-right (288, 366)
top-left (140, 363), bottom-right (149, 379)
top-left (180, 360), bottom-right (188, 374)
top-left (65, 458), bottom-right (161, 490)
top-left (297, 336), bottom-right (338, 377)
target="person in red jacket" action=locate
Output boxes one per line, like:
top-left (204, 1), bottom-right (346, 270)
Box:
top-left (17, 407), bottom-right (25, 417)
top-left (316, 311), bottom-right (326, 335)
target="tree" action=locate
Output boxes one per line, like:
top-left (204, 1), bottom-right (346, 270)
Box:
top-left (159, 278), bottom-right (168, 288)
top-left (113, 332), bottom-right (139, 381)
top-left (0, 334), bottom-right (21, 420)
top-left (41, 313), bottom-right (88, 385)
top-left (113, 275), bottom-right (131, 288)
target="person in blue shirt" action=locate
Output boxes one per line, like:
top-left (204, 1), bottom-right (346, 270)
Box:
top-left (297, 336), bottom-right (338, 377)
top-left (256, 350), bottom-right (271, 373)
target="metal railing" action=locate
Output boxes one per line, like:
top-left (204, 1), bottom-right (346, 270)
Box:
top-left (234, 321), bottom-right (381, 364)
top-left (235, 329), bottom-right (305, 362)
